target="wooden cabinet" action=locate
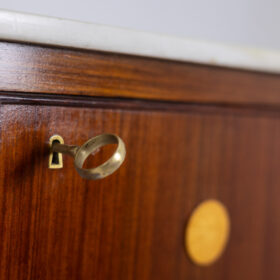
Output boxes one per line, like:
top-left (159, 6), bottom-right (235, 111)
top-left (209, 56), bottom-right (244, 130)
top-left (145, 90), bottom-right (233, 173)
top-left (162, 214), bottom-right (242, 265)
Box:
top-left (1, 42), bottom-right (280, 280)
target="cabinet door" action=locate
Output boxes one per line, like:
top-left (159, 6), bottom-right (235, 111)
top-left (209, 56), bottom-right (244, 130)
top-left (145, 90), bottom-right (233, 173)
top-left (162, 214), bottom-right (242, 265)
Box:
top-left (0, 97), bottom-right (280, 280)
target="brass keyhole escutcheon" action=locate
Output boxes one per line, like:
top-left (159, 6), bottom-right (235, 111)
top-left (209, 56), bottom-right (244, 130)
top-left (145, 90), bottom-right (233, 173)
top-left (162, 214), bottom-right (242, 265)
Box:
top-left (49, 135), bottom-right (64, 169)
top-left (185, 199), bottom-right (230, 266)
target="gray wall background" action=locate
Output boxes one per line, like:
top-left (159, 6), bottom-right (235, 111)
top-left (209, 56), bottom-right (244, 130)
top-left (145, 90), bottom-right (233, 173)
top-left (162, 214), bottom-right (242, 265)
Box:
top-left (1, 0), bottom-right (280, 50)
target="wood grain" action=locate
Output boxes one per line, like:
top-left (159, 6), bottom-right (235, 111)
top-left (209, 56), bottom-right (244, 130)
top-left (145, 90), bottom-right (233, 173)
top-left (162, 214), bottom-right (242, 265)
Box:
top-left (1, 94), bottom-right (280, 279)
top-left (1, 41), bottom-right (280, 106)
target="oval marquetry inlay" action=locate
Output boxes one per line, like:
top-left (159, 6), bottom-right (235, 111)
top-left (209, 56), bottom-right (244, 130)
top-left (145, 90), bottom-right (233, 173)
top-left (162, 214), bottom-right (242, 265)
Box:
top-left (185, 199), bottom-right (230, 266)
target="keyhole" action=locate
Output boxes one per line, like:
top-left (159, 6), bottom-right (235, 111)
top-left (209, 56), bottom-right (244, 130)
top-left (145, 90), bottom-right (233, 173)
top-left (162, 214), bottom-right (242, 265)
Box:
top-left (51, 140), bottom-right (60, 165)
top-left (49, 135), bottom-right (64, 169)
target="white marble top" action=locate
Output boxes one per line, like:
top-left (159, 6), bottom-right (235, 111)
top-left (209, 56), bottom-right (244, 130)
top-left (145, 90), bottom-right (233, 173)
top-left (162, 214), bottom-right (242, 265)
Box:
top-left (0, 9), bottom-right (280, 73)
